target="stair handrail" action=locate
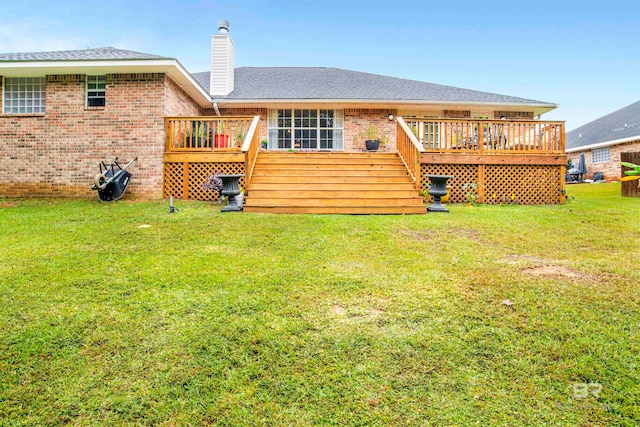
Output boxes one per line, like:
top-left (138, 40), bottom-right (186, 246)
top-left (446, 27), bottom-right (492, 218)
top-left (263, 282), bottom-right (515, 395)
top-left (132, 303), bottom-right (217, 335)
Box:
top-left (396, 116), bottom-right (425, 189)
top-left (241, 115), bottom-right (261, 188)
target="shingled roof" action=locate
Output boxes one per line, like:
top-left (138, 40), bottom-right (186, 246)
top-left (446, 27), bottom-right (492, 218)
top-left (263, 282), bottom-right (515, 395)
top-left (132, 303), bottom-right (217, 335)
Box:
top-left (566, 101), bottom-right (640, 150)
top-left (0, 47), bottom-right (170, 62)
top-left (194, 67), bottom-right (555, 106)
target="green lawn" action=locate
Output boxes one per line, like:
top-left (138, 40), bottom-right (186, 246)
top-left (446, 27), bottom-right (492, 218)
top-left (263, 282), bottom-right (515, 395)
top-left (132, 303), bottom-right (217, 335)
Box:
top-left (1, 183), bottom-right (638, 426)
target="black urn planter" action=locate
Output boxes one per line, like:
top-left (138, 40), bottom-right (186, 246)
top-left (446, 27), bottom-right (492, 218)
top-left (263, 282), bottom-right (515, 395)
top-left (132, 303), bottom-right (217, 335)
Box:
top-left (365, 140), bottom-right (380, 151)
top-left (426, 174), bottom-right (454, 213)
top-left (218, 174), bottom-right (245, 212)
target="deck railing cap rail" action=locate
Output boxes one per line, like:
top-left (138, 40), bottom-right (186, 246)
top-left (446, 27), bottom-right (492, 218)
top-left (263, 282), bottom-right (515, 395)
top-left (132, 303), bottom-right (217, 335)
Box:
top-left (165, 116), bottom-right (256, 121)
top-left (396, 116), bottom-right (425, 152)
top-left (241, 116), bottom-right (261, 152)
top-left (402, 117), bottom-right (564, 125)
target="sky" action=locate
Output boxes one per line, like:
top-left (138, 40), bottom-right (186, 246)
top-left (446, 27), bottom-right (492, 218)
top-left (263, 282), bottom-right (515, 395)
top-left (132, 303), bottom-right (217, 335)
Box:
top-left (0, 0), bottom-right (638, 131)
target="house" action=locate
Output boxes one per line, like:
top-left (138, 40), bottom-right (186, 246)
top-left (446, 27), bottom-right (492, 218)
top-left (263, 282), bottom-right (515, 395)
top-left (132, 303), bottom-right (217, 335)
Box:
top-left (566, 101), bottom-right (640, 181)
top-left (0, 20), bottom-right (567, 213)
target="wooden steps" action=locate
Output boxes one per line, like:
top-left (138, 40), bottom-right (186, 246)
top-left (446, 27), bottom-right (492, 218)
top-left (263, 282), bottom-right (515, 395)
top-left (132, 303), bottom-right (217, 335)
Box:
top-left (244, 152), bottom-right (426, 215)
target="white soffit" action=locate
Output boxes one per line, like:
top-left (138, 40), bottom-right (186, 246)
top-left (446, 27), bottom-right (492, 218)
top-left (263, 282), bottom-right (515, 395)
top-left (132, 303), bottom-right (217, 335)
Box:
top-left (0, 59), bottom-right (212, 107)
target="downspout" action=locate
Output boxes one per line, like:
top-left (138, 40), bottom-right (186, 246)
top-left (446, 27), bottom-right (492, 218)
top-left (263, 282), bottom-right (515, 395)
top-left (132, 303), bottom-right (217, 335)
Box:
top-left (213, 102), bottom-right (221, 116)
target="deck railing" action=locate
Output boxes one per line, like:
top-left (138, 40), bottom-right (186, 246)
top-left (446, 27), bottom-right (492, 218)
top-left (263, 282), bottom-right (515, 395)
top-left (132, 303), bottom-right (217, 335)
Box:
top-left (396, 117), bottom-right (425, 189)
top-left (241, 116), bottom-right (261, 188)
top-left (165, 116), bottom-right (256, 152)
top-left (401, 118), bottom-right (565, 154)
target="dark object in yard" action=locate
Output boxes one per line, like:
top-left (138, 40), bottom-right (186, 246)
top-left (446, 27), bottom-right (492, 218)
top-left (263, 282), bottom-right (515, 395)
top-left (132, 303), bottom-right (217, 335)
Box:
top-left (91, 157), bottom-right (138, 201)
top-left (566, 168), bottom-right (582, 184)
top-left (218, 174), bottom-right (245, 212)
top-left (426, 174), bottom-right (454, 212)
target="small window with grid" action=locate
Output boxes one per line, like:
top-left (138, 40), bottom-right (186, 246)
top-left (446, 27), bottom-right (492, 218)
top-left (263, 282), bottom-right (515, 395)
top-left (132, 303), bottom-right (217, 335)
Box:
top-left (2, 77), bottom-right (46, 114)
top-left (591, 147), bottom-right (610, 164)
top-left (86, 75), bottom-right (106, 107)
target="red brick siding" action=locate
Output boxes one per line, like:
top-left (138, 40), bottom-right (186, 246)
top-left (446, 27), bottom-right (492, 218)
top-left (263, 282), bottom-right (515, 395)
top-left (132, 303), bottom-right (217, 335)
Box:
top-left (0, 73), bottom-right (202, 198)
top-left (218, 107), bottom-right (268, 142)
top-left (344, 109), bottom-right (397, 152)
top-left (220, 107), bottom-right (397, 151)
top-left (567, 139), bottom-right (640, 180)
top-left (164, 77), bottom-right (204, 117)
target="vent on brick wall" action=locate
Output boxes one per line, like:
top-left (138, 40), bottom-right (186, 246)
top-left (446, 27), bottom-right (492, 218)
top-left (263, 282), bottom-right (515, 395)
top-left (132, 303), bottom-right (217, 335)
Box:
top-left (345, 108), bottom-right (392, 114)
top-left (107, 73), bottom-right (163, 81)
top-left (218, 108), bottom-right (268, 115)
top-left (47, 74), bottom-right (84, 83)
top-left (443, 110), bottom-right (471, 118)
top-left (494, 111), bottom-right (534, 120)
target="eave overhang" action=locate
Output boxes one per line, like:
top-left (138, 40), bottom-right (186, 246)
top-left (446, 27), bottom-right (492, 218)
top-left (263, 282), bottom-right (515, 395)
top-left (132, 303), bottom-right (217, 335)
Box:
top-left (0, 58), bottom-right (212, 107)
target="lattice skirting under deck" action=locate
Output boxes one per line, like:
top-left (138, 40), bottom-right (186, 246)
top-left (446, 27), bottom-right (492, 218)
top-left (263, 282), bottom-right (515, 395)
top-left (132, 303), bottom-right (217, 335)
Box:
top-left (420, 164), bottom-right (563, 205)
top-left (163, 162), bottom-right (246, 201)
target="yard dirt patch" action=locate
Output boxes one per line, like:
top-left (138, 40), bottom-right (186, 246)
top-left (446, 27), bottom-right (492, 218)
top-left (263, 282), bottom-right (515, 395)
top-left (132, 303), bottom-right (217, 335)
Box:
top-left (502, 255), bottom-right (588, 280)
top-left (398, 227), bottom-right (483, 243)
top-left (521, 265), bottom-right (582, 278)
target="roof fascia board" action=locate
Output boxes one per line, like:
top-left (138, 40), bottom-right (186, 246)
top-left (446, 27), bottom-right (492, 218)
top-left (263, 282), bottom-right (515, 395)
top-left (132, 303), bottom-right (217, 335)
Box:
top-left (213, 98), bottom-right (557, 108)
top-left (0, 59), bottom-right (212, 107)
top-left (566, 135), bottom-right (640, 153)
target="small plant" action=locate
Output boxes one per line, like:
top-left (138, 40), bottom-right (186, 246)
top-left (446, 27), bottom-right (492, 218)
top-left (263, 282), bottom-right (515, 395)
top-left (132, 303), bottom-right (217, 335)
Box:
top-left (356, 124), bottom-right (389, 145)
top-left (621, 161), bottom-right (640, 188)
top-left (567, 159), bottom-right (574, 170)
top-left (216, 121), bottom-right (226, 135)
top-left (237, 129), bottom-right (247, 144)
top-left (462, 183), bottom-right (479, 205)
top-left (202, 172), bottom-right (227, 204)
top-left (202, 172), bottom-right (223, 192)
top-left (261, 140), bottom-right (268, 149)
top-left (492, 192), bottom-right (517, 206)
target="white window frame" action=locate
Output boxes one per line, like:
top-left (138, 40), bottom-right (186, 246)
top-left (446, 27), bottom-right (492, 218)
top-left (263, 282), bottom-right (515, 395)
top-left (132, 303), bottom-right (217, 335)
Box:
top-left (86, 75), bottom-right (106, 107)
top-left (2, 77), bottom-right (46, 114)
top-left (268, 109), bottom-right (343, 150)
top-left (591, 147), bottom-right (610, 164)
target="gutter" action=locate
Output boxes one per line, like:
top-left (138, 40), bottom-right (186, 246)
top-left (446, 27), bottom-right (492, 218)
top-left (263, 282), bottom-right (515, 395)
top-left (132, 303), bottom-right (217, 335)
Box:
top-left (211, 98), bottom-right (558, 108)
top-left (566, 135), bottom-right (640, 153)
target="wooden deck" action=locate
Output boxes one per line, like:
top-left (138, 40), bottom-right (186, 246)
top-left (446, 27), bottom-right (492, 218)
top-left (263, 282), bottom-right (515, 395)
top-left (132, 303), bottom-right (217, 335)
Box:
top-left (243, 152), bottom-right (425, 214)
top-left (162, 116), bottom-right (567, 210)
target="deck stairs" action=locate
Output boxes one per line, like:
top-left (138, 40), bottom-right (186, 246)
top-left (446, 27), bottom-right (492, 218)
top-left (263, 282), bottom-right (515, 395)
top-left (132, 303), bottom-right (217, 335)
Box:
top-left (243, 152), bottom-right (426, 214)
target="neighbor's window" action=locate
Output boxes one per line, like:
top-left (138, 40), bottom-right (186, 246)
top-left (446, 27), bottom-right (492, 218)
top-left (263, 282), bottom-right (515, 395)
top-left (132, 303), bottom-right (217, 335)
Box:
top-left (592, 147), bottom-right (610, 163)
top-left (268, 109), bottom-right (343, 150)
top-left (86, 75), bottom-right (106, 107)
top-left (2, 77), bottom-right (46, 114)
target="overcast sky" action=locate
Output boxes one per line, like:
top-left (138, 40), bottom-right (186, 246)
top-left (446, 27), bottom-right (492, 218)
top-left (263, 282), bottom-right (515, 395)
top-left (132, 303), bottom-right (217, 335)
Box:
top-left (1, 0), bottom-right (638, 130)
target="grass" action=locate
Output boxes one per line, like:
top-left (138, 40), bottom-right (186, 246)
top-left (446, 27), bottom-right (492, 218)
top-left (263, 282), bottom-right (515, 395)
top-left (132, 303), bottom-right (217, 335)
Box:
top-left (0, 183), bottom-right (638, 426)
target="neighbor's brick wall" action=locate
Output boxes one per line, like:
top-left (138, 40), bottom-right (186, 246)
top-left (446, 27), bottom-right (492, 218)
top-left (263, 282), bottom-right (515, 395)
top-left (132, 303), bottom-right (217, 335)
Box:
top-left (0, 73), bottom-right (202, 198)
top-left (568, 139), bottom-right (640, 180)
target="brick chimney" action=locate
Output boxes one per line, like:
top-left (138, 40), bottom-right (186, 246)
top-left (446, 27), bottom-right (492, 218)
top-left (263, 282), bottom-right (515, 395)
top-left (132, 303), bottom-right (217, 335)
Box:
top-left (210, 20), bottom-right (234, 96)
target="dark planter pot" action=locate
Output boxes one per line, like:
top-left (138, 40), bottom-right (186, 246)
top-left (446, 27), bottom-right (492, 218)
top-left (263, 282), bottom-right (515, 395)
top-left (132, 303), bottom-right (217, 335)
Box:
top-left (218, 174), bottom-right (245, 212)
top-left (365, 140), bottom-right (380, 151)
top-left (186, 136), bottom-right (204, 148)
top-left (426, 174), bottom-right (455, 213)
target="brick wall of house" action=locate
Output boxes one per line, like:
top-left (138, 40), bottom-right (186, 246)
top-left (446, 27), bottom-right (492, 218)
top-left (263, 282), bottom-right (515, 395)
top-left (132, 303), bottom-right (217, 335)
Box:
top-left (218, 107), bottom-right (268, 142)
top-left (165, 77), bottom-right (205, 117)
top-left (567, 139), bottom-right (640, 180)
top-left (0, 73), bottom-right (203, 198)
top-left (219, 107), bottom-right (398, 151)
top-left (344, 109), bottom-right (397, 152)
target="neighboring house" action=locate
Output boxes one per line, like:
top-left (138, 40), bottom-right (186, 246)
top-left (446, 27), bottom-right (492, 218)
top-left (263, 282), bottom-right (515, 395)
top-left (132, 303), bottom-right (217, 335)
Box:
top-left (566, 101), bottom-right (640, 180)
top-left (0, 21), bottom-right (567, 213)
